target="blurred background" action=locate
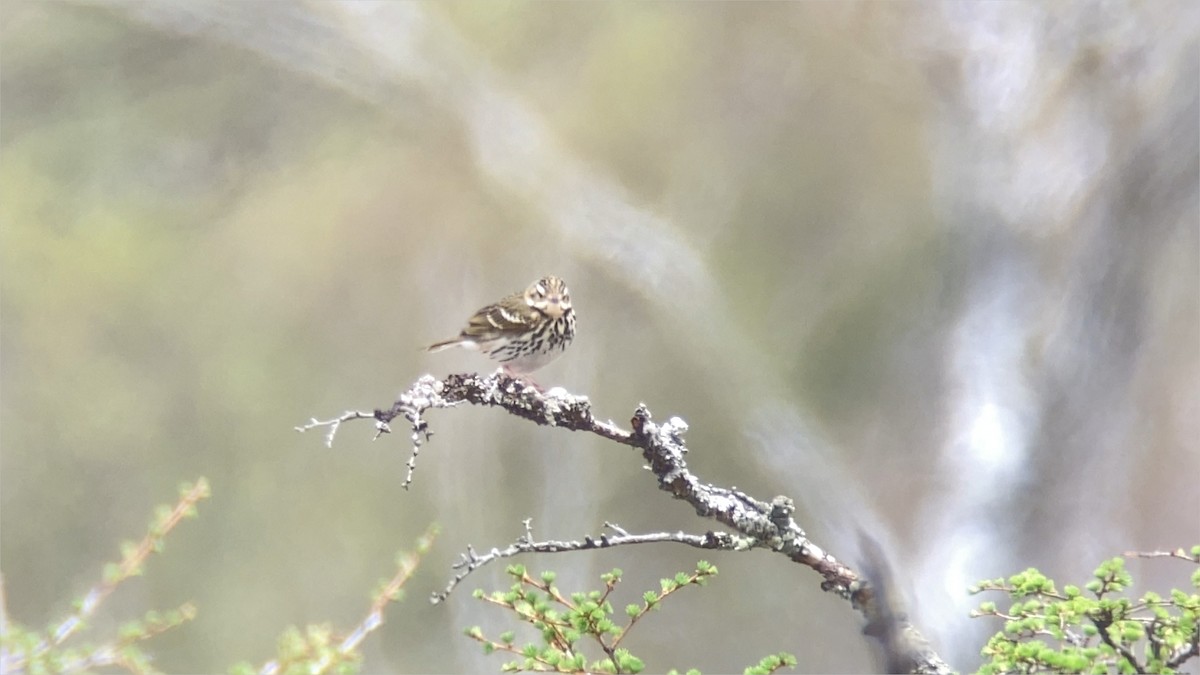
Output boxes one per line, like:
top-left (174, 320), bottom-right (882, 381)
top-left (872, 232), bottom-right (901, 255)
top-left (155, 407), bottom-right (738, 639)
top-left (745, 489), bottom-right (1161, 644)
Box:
top-left (2, 1), bottom-right (1197, 672)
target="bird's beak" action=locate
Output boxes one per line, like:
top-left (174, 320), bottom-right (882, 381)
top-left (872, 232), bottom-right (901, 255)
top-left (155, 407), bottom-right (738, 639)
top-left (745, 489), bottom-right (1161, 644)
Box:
top-left (544, 296), bottom-right (565, 318)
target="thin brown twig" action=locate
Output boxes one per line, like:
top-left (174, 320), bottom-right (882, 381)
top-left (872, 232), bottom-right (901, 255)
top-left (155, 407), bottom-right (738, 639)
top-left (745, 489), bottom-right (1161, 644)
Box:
top-left (1124, 548), bottom-right (1200, 563)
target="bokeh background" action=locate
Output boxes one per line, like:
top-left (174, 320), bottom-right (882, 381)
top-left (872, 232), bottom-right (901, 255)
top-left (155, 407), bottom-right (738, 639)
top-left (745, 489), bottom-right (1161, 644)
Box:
top-left (2, 2), bottom-right (1197, 672)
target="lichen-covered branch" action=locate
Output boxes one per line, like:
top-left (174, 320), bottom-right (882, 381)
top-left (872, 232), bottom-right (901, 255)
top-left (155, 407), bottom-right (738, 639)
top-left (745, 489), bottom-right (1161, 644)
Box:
top-left (432, 519), bottom-right (749, 604)
top-left (298, 372), bottom-right (953, 674)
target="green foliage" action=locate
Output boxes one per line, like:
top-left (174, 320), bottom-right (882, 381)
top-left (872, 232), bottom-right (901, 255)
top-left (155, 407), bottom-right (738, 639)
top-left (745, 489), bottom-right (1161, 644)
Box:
top-left (229, 524), bottom-right (436, 675)
top-left (971, 548), bottom-right (1200, 674)
top-left (225, 623), bottom-right (368, 675)
top-left (0, 479), bottom-right (210, 674)
top-left (468, 562), bottom-right (795, 674)
top-left (744, 652), bottom-right (800, 675)
top-left (2, 478), bottom-right (435, 675)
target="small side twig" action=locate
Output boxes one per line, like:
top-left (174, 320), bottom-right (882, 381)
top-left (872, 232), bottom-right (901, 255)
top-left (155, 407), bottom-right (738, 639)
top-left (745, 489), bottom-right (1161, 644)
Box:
top-left (1124, 548), bottom-right (1200, 563)
top-left (295, 410), bottom-right (390, 448)
top-left (296, 377), bottom-right (460, 488)
top-left (53, 480), bottom-right (210, 645)
top-left (431, 519), bottom-right (746, 604)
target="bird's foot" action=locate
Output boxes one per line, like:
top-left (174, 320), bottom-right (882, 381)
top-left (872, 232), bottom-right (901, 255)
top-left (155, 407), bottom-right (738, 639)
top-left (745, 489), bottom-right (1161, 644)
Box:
top-left (498, 366), bottom-right (545, 394)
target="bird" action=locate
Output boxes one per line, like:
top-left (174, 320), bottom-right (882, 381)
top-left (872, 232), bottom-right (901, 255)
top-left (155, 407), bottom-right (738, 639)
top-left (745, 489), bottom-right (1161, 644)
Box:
top-left (427, 276), bottom-right (576, 378)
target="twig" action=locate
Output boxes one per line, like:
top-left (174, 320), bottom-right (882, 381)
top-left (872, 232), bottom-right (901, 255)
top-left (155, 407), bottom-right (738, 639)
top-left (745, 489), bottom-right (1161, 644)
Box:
top-left (431, 519), bottom-right (747, 604)
top-left (295, 410), bottom-right (391, 448)
top-left (338, 526), bottom-right (436, 654)
top-left (257, 525), bottom-right (437, 675)
top-left (295, 376), bottom-right (458, 488)
top-left (1124, 548), bottom-right (1200, 563)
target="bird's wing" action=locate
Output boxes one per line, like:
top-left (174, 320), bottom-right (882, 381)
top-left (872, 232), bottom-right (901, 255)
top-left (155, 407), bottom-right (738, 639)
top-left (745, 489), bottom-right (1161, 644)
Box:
top-left (462, 294), bottom-right (532, 341)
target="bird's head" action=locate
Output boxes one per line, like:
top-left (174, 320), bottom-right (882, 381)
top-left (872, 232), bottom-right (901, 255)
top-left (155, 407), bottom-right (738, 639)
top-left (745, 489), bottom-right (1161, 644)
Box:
top-left (526, 275), bottom-right (571, 319)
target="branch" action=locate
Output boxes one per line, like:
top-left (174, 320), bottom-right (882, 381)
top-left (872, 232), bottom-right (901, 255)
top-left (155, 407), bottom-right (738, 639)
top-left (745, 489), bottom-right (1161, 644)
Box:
top-left (53, 479), bottom-right (210, 644)
top-left (431, 519), bottom-right (748, 603)
top-left (1124, 548), bottom-right (1200, 563)
top-left (1091, 608), bottom-right (1144, 673)
top-left (257, 525), bottom-right (437, 675)
top-left (299, 372), bottom-right (953, 674)
top-left (295, 410), bottom-right (391, 447)
top-left (1167, 631), bottom-right (1199, 669)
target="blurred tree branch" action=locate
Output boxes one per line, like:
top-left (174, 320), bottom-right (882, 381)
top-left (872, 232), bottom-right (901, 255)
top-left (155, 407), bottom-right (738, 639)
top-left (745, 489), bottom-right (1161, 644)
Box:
top-left (298, 372), bottom-right (953, 673)
top-left (1, 480), bottom-right (210, 674)
top-left (249, 525), bottom-right (437, 675)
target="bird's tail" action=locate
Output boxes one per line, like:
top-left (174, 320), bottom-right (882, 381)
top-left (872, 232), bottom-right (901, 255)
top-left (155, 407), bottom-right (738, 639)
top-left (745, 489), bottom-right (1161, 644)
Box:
top-left (426, 337), bottom-right (468, 352)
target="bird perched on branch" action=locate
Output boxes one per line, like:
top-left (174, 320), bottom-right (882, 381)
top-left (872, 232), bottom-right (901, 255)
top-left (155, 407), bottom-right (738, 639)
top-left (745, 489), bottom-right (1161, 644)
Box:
top-left (428, 276), bottom-right (576, 378)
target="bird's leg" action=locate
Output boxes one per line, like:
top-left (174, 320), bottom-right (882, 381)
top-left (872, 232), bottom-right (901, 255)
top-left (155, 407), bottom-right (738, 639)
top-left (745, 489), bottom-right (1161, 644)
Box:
top-left (499, 365), bottom-right (545, 393)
